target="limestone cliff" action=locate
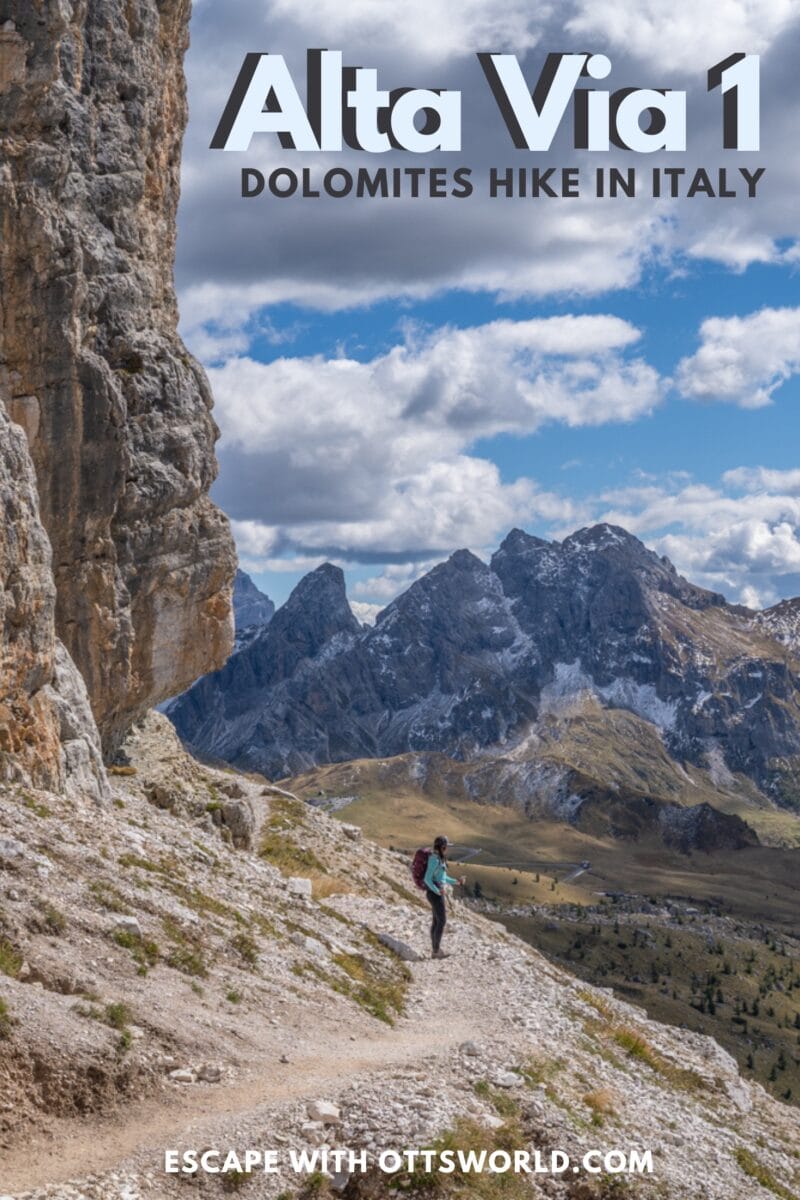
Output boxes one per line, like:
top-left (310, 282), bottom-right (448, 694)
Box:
top-left (0, 403), bottom-right (60, 789)
top-left (0, 0), bottom-right (235, 758)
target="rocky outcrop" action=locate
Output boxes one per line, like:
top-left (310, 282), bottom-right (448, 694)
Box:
top-left (0, 404), bottom-right (61, 789)
top-left (233, 569), bottom-right (274, 645)
top-left (0, 1), bottom-right (235, 758)
top-left (44, 642), bottom-right (111, 804)
top-left (758, 597), bottom-right (800, 655)
top-left (168, 564), bottom-right (362, 768)
top-left (168, 526), bottom-right (800, 806)
top-left (0, 403), bottom-right (110, 801)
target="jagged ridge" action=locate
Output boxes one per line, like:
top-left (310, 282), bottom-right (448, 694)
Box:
top-left (167, 525), bottom-right (800, 808)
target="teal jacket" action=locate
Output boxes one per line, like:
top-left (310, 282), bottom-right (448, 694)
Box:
top-left (424, 852), bottom-right (458, 896)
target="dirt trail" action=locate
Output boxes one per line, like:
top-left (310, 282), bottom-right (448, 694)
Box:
top-left (3, 962), bottom-right (491, 1193)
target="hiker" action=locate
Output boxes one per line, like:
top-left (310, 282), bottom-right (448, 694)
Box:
top-left (423, 835), bottom-right (465, 960)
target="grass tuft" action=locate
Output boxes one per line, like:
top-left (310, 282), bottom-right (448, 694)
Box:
top-left (89, 880), bottom-right (132, 914)
top-left (113, 928), bottom-right (159, 971)
top-left (0, 938), bottom-right (22, 978)
top-left (0, 997), bottom-right (14, 1039)
top-left (259, 832), bottom-right (323, 875)
top-left (332, 944), bottom-right (409, 1025)
top-left (734, 1147), bottom-right (798, 1200)
top-left (163, 916), bottom-right (208, 978)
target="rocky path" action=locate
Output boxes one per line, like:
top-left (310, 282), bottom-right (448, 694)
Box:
top-left (3, 920), bottom-right (516, 1197)
top-left (3, 719), bottom-right (799, 1200)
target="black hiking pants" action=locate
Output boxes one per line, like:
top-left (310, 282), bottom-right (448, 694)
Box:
top-left (425, 887), bottom-right (446, 954)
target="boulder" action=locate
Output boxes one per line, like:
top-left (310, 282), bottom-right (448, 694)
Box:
top-left (493, 1071), bottom-right (523, 1088)
top-left (145, 782), bottom-right (184, 812)
top-left (287, 877), bottom-right (313, 898)
top-left (376, 932), bottom-right (422, 962)
top-left (114, 916), bottom-right (142, 939)
top-left (300, 1121), bottom-right (327, 1147)
top-left (197, 1064), bottom-right (222, 1083)
top-left (219, 779), bottom-right (246, 800)
top-left (168, 1069), bottom-right (196, 1084)
top-left (291, 933), bottom-right (328, 958)
top-left (307, 1100), bottom-right (341, 1125)
top-left (222, 798), bottom-right (256, 850)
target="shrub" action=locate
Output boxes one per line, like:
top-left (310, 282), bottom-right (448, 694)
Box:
top-left (0, 938), bottom-right (22, 978)
top-left (612, 1027), bottom-right (663, 1071)
top-left (0, 997), bottom-right (14, 1039)
top-left (163, 916), bottom-right (208, 978)
top-left (41, 903), bottom-right (67, 935)
top-left (332, 946), bottom-right (409, 1025)
top-left (105, 1001), bottom-right (133, 1030)
top-left (113, 928), bottom-right (159, 971)
top-left (259, 832), bottom-right (323, 875)
top-left (231, 931), bottom-right (259, 967)
top-left (583, 1088), bottom-right (618, 1124)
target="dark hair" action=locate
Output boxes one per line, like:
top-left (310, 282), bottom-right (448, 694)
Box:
top-left (433, 835), bottom-right (449, 859)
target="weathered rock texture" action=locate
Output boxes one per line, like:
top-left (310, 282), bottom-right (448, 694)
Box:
top-left (0, 403), bottom-right (61, 789)
top-left (0, 0), bottom-right (235, 757)
top-left (169, 526), bottom-right (800, 809)
top-left (232, 568), bottom-right (274, 651)
top-left (0, 403), bottom-right (109, 801)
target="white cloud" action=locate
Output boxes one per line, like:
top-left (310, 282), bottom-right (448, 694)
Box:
top-left (349, 601), bottom-right (383, 625)
top-left (722, 465), bottom-right (800, 494)
top-left (351, 561), bottom-right (441, 602)
top-left (268, 0), bottom-right (548, 61)
top-left (566, 0), bottom-right (797, 71)
top-left (676, 307), bottom-right (800, 407)
top-left (177, 2), bottom-right (800, 332)
top-left (208, 315), bottom-right (659, 561)
top-left (591, 476), bottom-right (800, 604)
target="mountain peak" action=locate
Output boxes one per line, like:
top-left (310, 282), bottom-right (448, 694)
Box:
top-left (264, 562), bottom-right (361, 649)
top-left (496, 528), bottom-right (552, 556)
top-left (232, 569), bottom-right (275, 636)
top-left (562, 523), bottom-right (648, 554)
top-left (447, 548), bottom-right (487, 572)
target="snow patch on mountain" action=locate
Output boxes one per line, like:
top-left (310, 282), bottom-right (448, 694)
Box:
top-left (539, 661), bottom-right (678, 732)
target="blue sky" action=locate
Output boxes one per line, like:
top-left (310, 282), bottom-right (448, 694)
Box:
top-left (176, 1), bottom-right (800, 616)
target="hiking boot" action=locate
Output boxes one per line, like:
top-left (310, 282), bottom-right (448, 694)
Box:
top-left (433, 949), bottom-right (450, 959)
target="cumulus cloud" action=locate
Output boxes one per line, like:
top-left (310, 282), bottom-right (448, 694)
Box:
top-left (177, 1), bottom-right (800, 335)
top-left (592, 475), bottom-right (800, 605)
top-left (566, 0), bottom-right (797, 71)
top-left (349, 601), bottom-right (383, 625)
top-left (268, 0), bottom-right (548, 61)
top-left (208, 315), bottom-right (658, 560)
top-left (723, 465), bottom-right (800, 494)
top-left (235, 463), bottom-right (800, 610)
top-left (676, 307), bottom-right (800, 407)
top-left (351, 561), bottom-right (443, 602)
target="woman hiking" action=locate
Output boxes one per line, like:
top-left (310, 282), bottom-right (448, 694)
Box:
top-left (423, 835), bottom-right (465, 960)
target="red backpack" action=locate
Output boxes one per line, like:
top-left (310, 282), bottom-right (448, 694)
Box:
top-left (411, 847), bottom-right (431, 890)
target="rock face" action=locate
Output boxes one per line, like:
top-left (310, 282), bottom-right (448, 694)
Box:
top-left (0, 404), bottom-right (110, 801)
top-left (168, 526), bottom-right (800, 807)
top-left (233, 570), bottom-right (275, 645)
top-left (0, 404), bottom-right (61, 789)
top-left (0, 1), bottom-right (236, 758)
top-left (758, 597), bottom-right (800, 656)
